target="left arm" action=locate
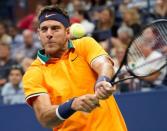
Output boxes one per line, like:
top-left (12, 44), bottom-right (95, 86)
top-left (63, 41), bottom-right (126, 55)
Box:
top-left (91, 56), bottom-right (116, 99)
top-left (91, 56), bottom-right (114, 79)
top-left (77, 37), bottom-right (116, 99)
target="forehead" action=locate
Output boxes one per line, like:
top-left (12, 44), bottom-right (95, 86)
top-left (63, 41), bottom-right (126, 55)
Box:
top-left (39, 20), bottom-right (64, 28)
top-left (10, 69), bottom-right (22, 74)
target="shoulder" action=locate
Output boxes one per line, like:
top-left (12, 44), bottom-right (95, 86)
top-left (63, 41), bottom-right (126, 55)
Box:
top-left (71, 36), bottom-right (102, 56)
top-left (23, 59), bottom-right (43, 78)
top-left (149, 51), bottom-right (162, 59)
top-left (72, 36), bottom-right (99, 51)
top-left (1, 83), bottom-right (13, 95)
top-left (72, 36), bottom-right (97, 46)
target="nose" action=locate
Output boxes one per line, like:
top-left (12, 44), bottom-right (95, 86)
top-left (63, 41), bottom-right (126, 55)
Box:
top-left (46, 28), bottom-right (53, 40)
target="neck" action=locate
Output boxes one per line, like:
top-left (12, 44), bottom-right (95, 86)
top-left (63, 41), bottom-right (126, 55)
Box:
top-left (25, 43), bottom-right (33, 48)
top-left (100, 22), bottom-right (112, 30)
top-left (52, 49), bottom-right (67, 58)
top-left (13, 84), bottom-right (20, 89)
top-left (49, 41), bottom-right (69, 58)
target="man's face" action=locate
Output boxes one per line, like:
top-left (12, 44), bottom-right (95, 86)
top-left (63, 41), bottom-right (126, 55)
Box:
top-left (143, 28), bottom-right (155, 42)
top-left (0, 44), bottom-right (10, 59)
top-left (38, 20), bottom-right (70, 56)
top-left (23, 30), bottom-right (33, 47)
top-left (100, 9), bottom-right (111, 23)
top-left (9, 69), bottom-right (22, 86)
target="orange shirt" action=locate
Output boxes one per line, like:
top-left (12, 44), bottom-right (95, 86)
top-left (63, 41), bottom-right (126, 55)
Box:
top-left (23, 37), bottom-right (127, 131)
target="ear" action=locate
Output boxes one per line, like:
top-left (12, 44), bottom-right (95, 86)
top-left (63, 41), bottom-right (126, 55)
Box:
top-left (66, 27), bottom-right (70, 39)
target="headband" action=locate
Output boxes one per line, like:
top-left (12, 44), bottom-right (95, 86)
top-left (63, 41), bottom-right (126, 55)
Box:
top-left (39, 12), bottom-right (70, 27)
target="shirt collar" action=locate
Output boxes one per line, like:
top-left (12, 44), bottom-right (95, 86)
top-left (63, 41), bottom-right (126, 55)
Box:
top-left (37, 40), bottom-right (74, 64)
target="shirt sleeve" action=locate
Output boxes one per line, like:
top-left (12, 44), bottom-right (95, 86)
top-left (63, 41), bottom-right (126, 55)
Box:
top-left (76, 37), bottom-right (113, 65)
top-left (23, 65), bottom-right (48, 106)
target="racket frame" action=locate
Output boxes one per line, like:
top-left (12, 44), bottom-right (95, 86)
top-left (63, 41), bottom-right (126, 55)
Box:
top-left (110, 19), bottom-right (167, 85)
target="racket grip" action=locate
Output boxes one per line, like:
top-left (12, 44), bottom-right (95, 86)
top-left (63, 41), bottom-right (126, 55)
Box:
top-left (94, 76), bottom-right (111, 91)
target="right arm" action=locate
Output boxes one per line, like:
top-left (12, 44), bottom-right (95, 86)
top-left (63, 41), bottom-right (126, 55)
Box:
top-left (32, 94), bottom-right (99, 128)
top-left (32, 94), bottom-right (61, 128)
top-left (141, 72), bottom-right (160, 81)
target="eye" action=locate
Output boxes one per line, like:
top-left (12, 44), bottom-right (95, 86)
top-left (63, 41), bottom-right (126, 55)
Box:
top-left (51, 26), bottom-right (60, 31)
top-left (40, 26), bottom-right (48, 32)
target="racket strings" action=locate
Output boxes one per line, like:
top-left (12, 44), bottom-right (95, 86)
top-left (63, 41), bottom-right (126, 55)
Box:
top-left (152, 23), bottom-right (167, 50)
top-left (128, 36), bottom-right (145, 62)
top-left (118, 55), bottom-right (166, 77)
top-left (129, 24), bottom-right (167, 59)
top-left (127, 22), bottom-right (167, 76)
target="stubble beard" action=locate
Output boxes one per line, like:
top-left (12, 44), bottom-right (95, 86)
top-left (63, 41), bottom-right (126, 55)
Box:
top-left (45, 40), bottom-right (68, 58)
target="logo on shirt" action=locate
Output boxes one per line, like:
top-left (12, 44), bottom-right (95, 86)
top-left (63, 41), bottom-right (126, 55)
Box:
top-left (71, 55), bottom-right (78, 62)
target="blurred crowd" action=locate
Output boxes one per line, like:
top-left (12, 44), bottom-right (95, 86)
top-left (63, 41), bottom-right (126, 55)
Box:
top-left (0, 0), bottom-right (167, 105)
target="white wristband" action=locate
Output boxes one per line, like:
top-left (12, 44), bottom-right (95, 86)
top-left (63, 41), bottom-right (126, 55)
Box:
top-left (56, 106), bottom-right (66, 121)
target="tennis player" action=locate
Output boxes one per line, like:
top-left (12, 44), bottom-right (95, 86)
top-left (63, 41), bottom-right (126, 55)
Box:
top-left (23, 5), bottom-right (127, 131)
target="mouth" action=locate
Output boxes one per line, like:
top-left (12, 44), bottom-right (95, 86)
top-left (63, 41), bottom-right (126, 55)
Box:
top-left (47, 41), bottom-right (56, 44)
top-left (46, 41), bottom-right (56, 45)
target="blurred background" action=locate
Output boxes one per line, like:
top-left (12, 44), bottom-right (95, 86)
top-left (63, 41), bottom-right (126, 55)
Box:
top-left (0, 0), bottom-right (167, 130)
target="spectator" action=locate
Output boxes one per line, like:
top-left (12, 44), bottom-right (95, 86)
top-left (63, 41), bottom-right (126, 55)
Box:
top-left (72, 9), bottom-right (95, 35)
top-left (122, 8), bottom-right (141, 35)
top-left (17, 2), bottom-right (45, 31)
top-left (82, 0), bottom-right (92, 11)
top-left (68, 0), bottom-right (86, 17)
top-left (47, 0), bottom-right (73, 16)
top-left (0, 22), bottom-right (12, 44)
top-left (70, 0), bottom-right (85, 12)
top-left (0, 0), bottom-right (16, 24)
top-left (151, 0), bottom-right (167, 19)
top-left (1, 65), bottom-right (25, 105)
top-left (137, 28), bottom-right (167, 91)
top-left (119, 0), bottom-right (132, 14)
top-left (111, 25), bottom-right (133, 53)
top-left (8, 25), bottom-right (23, 50)
top-left (21, 57), bottom-right (33, 72)
top-left (92, 7), bottom-right (118, 41)
top-left (0, 42), bottom-right (18, 89)
top-left (12, 29), bottom-right (39, 62)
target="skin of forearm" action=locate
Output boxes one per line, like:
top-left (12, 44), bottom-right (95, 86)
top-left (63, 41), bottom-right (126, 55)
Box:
top-left (37, 105), bottom-right (63, 128)
top-left (92, 57), bottom-right (114, 79)
top-left (33, 96), bottom-right (64, 128)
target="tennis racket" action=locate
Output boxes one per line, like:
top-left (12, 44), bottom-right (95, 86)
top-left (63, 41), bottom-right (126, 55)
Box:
top-left (110, 19), bottom-right (167, 85)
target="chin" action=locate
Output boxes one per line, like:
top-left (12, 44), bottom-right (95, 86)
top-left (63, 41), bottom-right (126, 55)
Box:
top-left (46, 50), bottom-right (57, 55)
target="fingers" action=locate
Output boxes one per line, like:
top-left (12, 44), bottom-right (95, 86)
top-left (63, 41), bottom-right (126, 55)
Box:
top-left (95, 81), bottom-right (116, 100)
top-left (95, 87), bottom-right (109, 99)
top-left (71, 94), bottom-right (100, 113)
top-left (81, 97), bottom-right (99, 112)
